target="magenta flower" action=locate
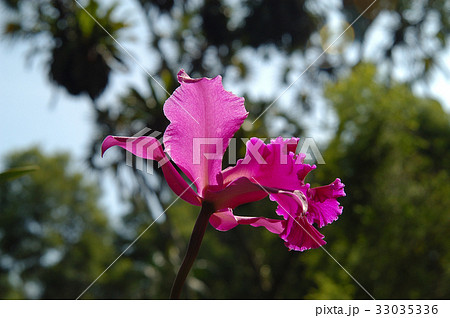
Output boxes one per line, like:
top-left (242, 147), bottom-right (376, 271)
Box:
top-left (102, 70), bottom-right (345, 298)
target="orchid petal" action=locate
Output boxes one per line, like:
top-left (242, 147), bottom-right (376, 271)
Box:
top-left (310, 178), bottom-right (346, 202)
top-left (280, 216), bottom-right (326, 251)
top-left (101, 136), bottom-right (201, 206)
top-left (209, 209), bottom-right (285, 234)
top-left (161, 163), bottom-right (202, 206)
top-left (102, 136), bottom-right (165, 161)
top-left (306, 178), bottom-right (345, 227)
top-left (163, 70), bottom-right (248, 196)
top-left (235, 216), bottom-right (285, 234)
top-left (267, 187), bottom-right (326, 250)
top-left (222, 137), bottom-right (315, 191)
top-left (209, 209), bottom-right (238, 231)
top-left (204, 177), bottom-right (268, 211)
top-left (269, 189), bottom-right (308, 219)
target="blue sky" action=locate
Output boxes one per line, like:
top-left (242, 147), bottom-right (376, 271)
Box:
top-left (0, 45), bottom-right (94, 162)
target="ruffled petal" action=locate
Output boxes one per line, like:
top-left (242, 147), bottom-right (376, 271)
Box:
top-left (209, 209), bottom-right (285, 234)
top-left (267, 186), bottom-right (326, 251)
top-left (222, 137), bottom-right (315, 191)
top-left (218, 137), bottom-right (344, 251)
top-left (306, 178), bottom-right (345, 227)
top-left (280, 216), bottom-right (326, 251)
top-left (101, 136), bottom-right (201, 206)
top-left (163, 70), bottom-right (248, 196)
top-left (310, 178), bottom-right (346, 202)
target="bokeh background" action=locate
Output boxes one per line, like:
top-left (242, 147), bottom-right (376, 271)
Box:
top-left (0, 0), bottom-right (449, 299)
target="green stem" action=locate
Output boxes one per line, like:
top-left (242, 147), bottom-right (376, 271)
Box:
top-left (170, 202), bottom-right (214, 299)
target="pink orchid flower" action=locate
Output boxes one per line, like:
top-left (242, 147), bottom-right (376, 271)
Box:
top-left (102, 69), bottom-right (345, 252)
top-left (102, 70), bottom-right (345, 298)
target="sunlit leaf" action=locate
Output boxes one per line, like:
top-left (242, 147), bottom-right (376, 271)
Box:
top-left (0, 165), bottom-right (39, 182)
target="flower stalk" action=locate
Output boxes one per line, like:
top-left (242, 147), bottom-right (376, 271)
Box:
top-left (170, 201), bottom-right (215, 299)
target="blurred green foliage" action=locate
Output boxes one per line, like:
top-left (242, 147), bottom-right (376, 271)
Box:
top-left (0, 148), bottom-right (115, 298)
top-left (1, 70), bottom-right (449, 298)
top-left (312, 64), bottom-right (450, 299)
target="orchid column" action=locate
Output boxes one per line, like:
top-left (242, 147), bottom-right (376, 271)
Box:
top-left (102, 70), bottom-right (345, 299)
